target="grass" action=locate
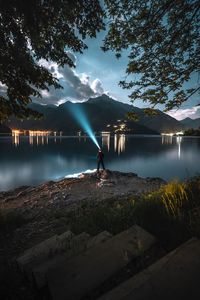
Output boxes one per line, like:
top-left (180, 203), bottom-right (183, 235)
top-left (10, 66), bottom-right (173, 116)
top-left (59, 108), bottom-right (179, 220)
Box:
top-left (0, 209), bottom-right (28, 232)
top-left (1, 176), bottom-right (200, 250)
top-left (53, 176), bottom-right (200, 250)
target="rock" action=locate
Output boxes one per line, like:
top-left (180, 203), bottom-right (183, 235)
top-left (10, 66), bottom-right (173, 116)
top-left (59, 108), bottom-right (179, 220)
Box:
top-left (100, 170), bottom-right (110, 179)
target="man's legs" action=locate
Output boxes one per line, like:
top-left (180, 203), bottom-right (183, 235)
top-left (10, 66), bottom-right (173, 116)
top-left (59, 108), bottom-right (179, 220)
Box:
top-left (101, 160), bottom-right (105, 170)
top-left (97, 160), bottom-right (100, 172)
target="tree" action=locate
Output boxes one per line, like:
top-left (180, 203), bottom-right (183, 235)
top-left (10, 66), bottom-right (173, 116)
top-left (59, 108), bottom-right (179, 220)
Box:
top-left (1, 1), bottom-right (200, 122)
top-left (103, 0), bottom-right (200, 111)
top-left (0, 0), bottom-right (104, 121)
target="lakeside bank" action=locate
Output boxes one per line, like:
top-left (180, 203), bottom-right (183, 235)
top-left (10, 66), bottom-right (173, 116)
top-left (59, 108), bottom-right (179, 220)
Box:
top-left (0, 170), bottom-right (200, 299)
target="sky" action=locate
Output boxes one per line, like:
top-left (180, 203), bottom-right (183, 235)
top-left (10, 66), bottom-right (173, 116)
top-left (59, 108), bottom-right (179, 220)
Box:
top-left (36, 30), bottom-right (132, 106)
top-left (0, 30), bottom-right (199, 120)
top-left (37, 29), bottom-right (200, 120)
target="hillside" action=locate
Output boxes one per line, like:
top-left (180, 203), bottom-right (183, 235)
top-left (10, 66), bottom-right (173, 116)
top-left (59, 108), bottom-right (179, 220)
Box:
top-left (180, 117), bottom-right (200, 129)
top-left (0, 124), bottom-right (11, 134)
top-left (6, 94), bottom-right (184, 134)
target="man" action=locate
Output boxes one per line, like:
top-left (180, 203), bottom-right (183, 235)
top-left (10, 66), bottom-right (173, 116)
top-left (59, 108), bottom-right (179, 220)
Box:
top-left (97, 148), bottom-right (105, 172)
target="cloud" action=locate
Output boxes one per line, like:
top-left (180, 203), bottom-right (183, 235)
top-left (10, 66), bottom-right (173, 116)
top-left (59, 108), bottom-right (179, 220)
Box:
top-left (167, 106), bottom-right (200, 120)
top-left (0, 82), bottom-right (7, 98)
top-left (35, 52), bottom-right (106, 105)
top-left (91, 79), bottom-right (104, 94)
top-left (59, 64), bottom-right (96, 100)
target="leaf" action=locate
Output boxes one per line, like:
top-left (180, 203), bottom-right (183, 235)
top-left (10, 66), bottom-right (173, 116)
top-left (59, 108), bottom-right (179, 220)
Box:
top-left (126, 112), bottom-right (139, 121)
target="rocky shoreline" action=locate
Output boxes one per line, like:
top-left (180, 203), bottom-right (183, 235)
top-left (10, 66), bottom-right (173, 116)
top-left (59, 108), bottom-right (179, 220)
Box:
top-left (0, 170), bottom-right (165, 217)
top-left (0, 170), bottom-right (165, 256)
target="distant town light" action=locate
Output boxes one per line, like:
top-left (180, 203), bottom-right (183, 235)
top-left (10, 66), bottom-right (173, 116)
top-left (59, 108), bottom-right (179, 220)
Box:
top-left (161, 131), bottom-right (184, 136)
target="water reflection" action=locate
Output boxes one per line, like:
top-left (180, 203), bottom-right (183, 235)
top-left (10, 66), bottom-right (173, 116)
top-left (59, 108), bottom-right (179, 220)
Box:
top-left (29, 130), bottom-right (50, 145)
top-left (114, 134), bottom-right (126, 155)
top-left (176, 136), bottom-right (182, 159)
top-left (162, 134), bottom-right (173, 144)
top-left (12, 130), bottom-right (20, 146)
top-left (12, 130), bottom-right (63, 146)
top-left (161, 134), bottom-right (182, 159)
top-left (102, 132), bottom-right (110, 151)
top-left (1, 135), bottom-right (200, 191)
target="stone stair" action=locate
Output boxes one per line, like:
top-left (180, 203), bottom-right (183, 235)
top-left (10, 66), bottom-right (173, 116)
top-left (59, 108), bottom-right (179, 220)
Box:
top-left (17, 230), bottom-right (74, 281)
top-left (16, 225), bottom-right (200, 300)
top-left (17, 225), bottom-right (156, 299)
top-left (33, 231), bottom-right (112, 289)
top-left (97, 237), bottom-right (200, 300)
top-left (46, 225), bottom-right (156, 300)
top-left (17, 230), bottom-right (112, 289)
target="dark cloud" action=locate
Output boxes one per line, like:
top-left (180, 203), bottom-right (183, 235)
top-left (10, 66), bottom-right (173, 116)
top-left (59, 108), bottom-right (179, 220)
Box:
top-left (34, 53), bottom-right (105, 105)
top-left (59, 64), bottom-right (96, 100)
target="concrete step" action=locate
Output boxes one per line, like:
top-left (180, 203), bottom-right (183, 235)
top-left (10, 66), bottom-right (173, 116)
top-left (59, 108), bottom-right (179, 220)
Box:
top-left (87, 231), bottom-right (113, 249)
top-left (47, 225), bottom-right (156, 300)
top-left (98, 237), bottom-right (200, 300)
top-left (33, 231), bottom-right (112, 289)
top-left (17, 230), bottom-right (74, 279)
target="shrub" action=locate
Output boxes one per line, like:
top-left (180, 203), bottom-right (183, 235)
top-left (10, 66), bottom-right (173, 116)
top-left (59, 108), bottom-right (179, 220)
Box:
top-left (0, 209), bottom-right (27, 232)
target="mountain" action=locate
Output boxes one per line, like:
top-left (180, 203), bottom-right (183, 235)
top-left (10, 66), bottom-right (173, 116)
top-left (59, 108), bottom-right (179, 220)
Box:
top-left (6, 94), bottom-right (184, 134)
top-left (136, 110), bottom-right (184, 133)
top-left (0, 124), bottom-right (11, 134)
top-left (180, 117), bottom-right (200, 129)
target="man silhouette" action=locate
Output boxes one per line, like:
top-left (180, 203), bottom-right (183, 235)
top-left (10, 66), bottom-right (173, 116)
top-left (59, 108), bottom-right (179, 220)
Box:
top-left (97, 148), bottom-right (105, 172)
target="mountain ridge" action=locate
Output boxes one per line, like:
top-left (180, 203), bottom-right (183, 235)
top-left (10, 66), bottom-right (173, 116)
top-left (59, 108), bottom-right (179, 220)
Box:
top-left (6, 94), bottom-right (184, 134)
top-left (180, 117), bottom-right (200, 129)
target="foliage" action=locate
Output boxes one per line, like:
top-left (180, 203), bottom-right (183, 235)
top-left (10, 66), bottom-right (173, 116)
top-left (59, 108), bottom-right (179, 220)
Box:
top-left (0, 209), bottom-right (28, 232)
top-left (0, 0), bottom-right (104, 121)
top-left (126, 111), bottom-right (139, 121)
top-left (184, 128), bottom-right (200, 136)
top-left (1, 0), bottom-right (200, 121)
top-left (53, 177), bottom-right (200, 250)
top-left (153, 181), bottom-right (188, 219)
top-left (103, 0), bottom-right (200, 110)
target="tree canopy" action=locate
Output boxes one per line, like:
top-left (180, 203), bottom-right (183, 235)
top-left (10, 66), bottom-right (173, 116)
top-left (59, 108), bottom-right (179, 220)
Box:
top-left (0, 0), bottom-right (200, 122)
top-left (0, 0), bottom-right (104, 121)
top-left (104, 0), bottom-right (200, 111)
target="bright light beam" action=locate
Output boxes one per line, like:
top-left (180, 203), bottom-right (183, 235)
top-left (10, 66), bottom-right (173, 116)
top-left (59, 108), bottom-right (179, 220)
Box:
top-left (68, 104), bottom-right (100, 148)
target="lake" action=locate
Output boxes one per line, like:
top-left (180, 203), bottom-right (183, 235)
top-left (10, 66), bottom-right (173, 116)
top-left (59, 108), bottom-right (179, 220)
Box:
top-left (0, 134), bottom-right (200, 191)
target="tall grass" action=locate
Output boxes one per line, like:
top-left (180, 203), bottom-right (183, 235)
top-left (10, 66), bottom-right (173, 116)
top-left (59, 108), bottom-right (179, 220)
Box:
top-left (141, 181), bottom-right (189, 220)
top-left (53, 177), bottom-right (200, 250)
top-left (161, 181), bottom-right (188, 218)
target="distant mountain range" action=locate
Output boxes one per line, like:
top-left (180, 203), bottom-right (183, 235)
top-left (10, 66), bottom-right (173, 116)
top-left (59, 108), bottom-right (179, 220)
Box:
top-left (180, 117), bottom-right (200, 129)
top-left (5, 94), bottom-right (186, 134)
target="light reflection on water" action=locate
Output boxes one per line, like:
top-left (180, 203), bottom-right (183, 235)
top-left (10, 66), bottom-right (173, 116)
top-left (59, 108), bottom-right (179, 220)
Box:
top-left (0, 135), bottom-right (200, 191)
top-left (12, 131), bottom-right (126, 154)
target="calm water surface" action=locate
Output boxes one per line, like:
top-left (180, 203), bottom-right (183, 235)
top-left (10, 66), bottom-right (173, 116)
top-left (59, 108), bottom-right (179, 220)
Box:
top-left (0, 134), bottom-right (200, 191)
